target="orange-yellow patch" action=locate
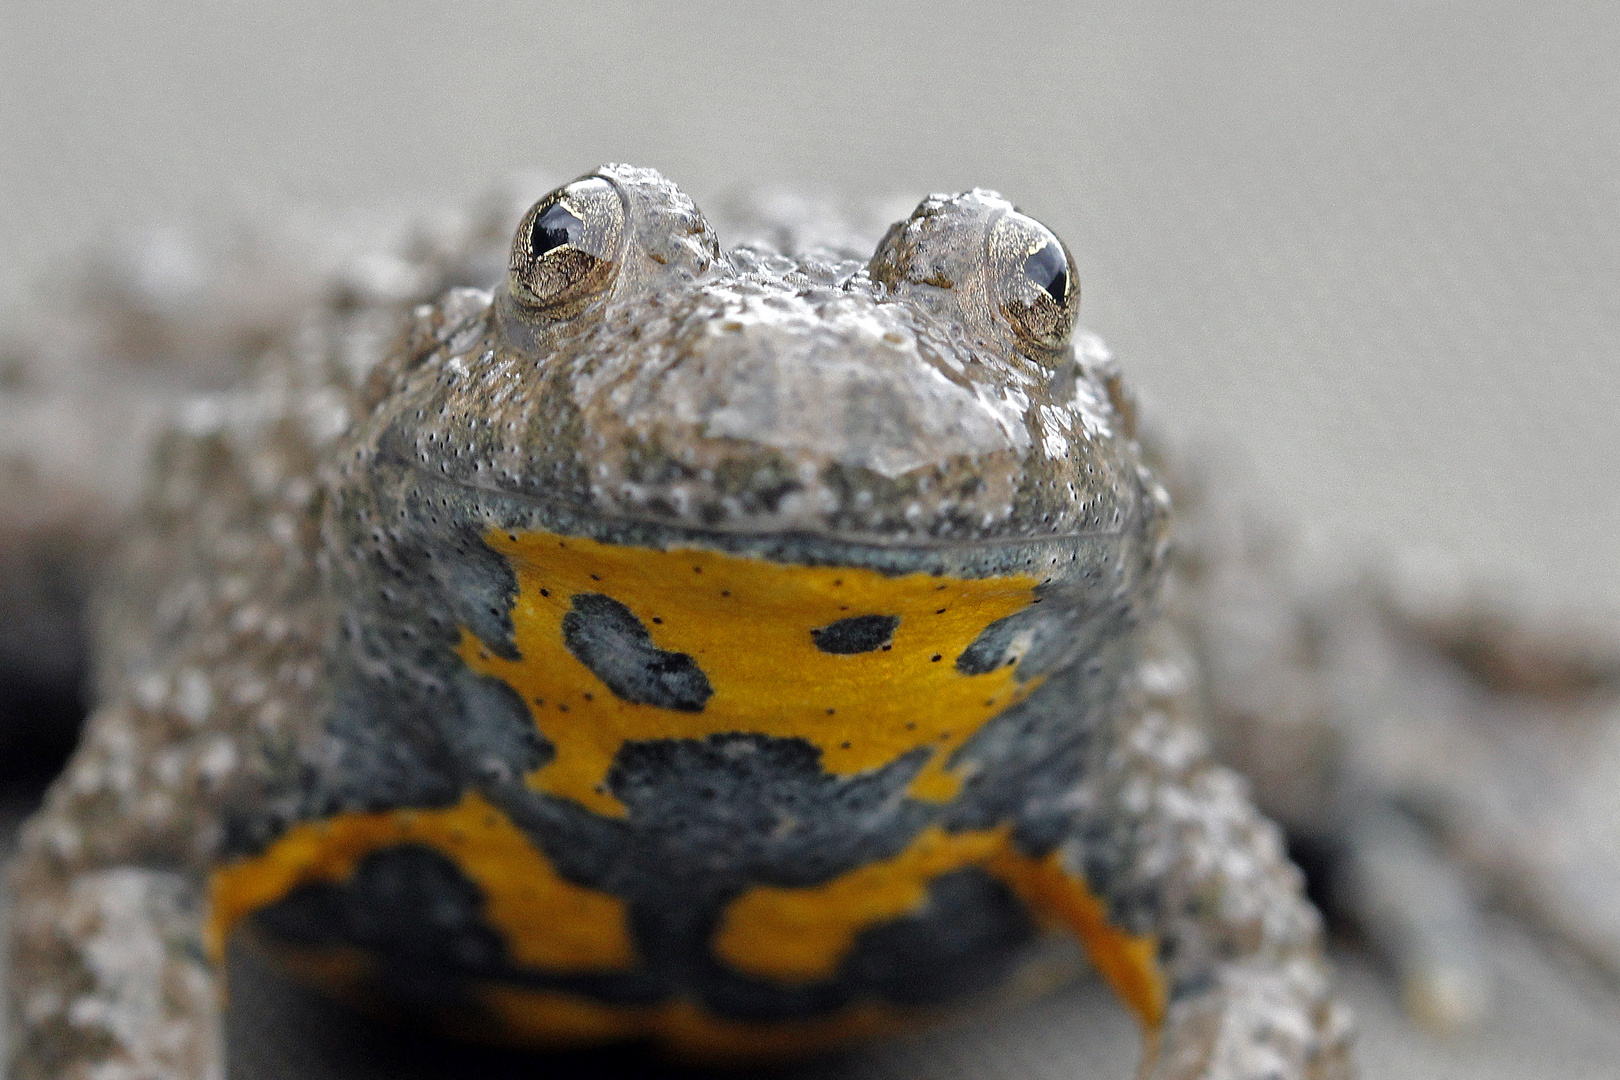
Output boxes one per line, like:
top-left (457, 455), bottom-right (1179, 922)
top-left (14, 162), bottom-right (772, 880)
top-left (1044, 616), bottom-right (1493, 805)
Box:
top-left (713, 821), bottom-right (1167, 1031)
top-left (207, 791), bottom-right (633, 972)
top-left (462, 529), bottom-right (1044, 817)
top-left (993, 848), bottom-right (1167, 1030)
top-left (714, 825), bottom-right (1013, 981)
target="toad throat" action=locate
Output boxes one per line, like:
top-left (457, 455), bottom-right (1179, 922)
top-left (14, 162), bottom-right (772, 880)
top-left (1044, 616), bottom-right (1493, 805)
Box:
top-left (459, 528), bottom-right (1046, 817)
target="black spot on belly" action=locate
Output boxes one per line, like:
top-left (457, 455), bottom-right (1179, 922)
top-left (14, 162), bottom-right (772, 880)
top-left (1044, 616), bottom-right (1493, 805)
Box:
top-left (600, 733), bottom-right (932, 890)
top-left (956, 610), bottom-right (1028, 675)
top-left (838, 867), bottom-right (1035, 1005)
top-left (561, 593), bottom-right (713, 712)
top-left (447, 666), bottom-right (553, 783)
top-left (254, 845), bottom-right (507, 1008)
top-left (810, 614), bottom-right (900, 655)
top-left (252, 843), bottom-right (668, 1010)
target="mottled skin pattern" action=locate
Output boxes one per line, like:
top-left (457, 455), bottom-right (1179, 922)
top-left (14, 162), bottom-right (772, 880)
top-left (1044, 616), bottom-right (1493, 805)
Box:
top-left (0, 165), bottom-right (1354, 1079)
top-left (0, 163), bottom-right (1609, 1078)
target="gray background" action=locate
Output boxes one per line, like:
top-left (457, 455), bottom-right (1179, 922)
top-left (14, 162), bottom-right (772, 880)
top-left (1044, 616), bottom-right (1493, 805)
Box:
top-left (4, 0), bottom-right (1616, 608)
top-left (3, 1), bottom-right (1619, 1077)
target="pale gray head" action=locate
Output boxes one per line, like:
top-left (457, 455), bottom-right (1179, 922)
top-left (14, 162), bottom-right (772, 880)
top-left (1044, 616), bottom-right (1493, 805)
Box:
top-left (357, 163), bottom-right (1163, 558)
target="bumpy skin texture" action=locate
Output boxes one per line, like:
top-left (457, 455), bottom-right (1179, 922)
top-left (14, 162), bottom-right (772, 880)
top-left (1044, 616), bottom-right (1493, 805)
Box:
top-left (1159, 442), bottom-right (1620, 1030)
top-left (4, 165), bottom-right (1356, 1079)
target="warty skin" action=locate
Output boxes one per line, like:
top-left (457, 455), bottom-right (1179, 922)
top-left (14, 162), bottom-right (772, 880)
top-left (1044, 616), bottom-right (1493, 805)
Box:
top-left (4, 165), bottom-right (1350, 1079)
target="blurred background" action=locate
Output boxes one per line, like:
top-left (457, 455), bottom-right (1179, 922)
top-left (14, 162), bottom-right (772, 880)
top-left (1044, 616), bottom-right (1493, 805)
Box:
top-left (3, 1), bottom-right (1618, 1077)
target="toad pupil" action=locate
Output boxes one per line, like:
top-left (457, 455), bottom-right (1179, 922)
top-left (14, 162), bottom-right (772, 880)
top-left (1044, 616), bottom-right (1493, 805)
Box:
top-left (531, 201), bottom-right (584, 256)
top-left (1024, 241), bottom-right (1068, 301)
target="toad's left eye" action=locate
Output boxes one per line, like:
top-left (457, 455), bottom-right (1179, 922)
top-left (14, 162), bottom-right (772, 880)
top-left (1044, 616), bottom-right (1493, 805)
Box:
top-left (988, 213), bottom-right (1079, 352)
top-left (508, 176), bottom-right (627, 318)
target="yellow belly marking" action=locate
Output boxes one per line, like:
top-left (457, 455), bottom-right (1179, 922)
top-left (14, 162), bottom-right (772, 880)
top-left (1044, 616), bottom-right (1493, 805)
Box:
top-left (714, 825), bottom-right (1013, 981)
top-left (995, 849), bottom-right (1166, 1030)
top-left (207, 791), bottom-right (634, 972)
top-left (461, 529), bottom-right (1044, 816)
top-left (714, 824), bottom-right (1166, 1031)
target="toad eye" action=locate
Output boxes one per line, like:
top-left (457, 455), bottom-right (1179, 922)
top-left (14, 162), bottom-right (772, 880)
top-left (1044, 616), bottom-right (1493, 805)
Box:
top-left (988, 213), bottom-right (1079, 352)
top-left (508, 176), bottom-right (627, 317)
top-left (869, 190), bottom-right (1080, 360)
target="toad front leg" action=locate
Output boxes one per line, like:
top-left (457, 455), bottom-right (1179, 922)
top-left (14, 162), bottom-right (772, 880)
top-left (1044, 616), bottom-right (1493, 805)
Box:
top-left (1038, 622), bottom-right (1353, 1080)
top-left (6, 862), bottom-right (220, 1080)
top-left (5, 710), bottom-right (225, 1080)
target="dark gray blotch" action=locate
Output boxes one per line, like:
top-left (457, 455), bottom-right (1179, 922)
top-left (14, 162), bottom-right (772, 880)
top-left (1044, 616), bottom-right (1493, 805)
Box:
top-left (810, 613), bottom-right (900, 654)
top-left (957, 609), bottom-right (1030, 675)
top-left (254, 845), bottom-right (507, 1009)
top-left (447, 667), bottom-right (552, 784)
top-left (601, 733), bottom-right (932, 890)
top-left (955, 594), bottom-right (1104, 681)
top-left (435, 527), bottom-right (521, 661)
top-left (561, 593), bottom-right (713, 712)
top-left (837, 867), bottom-right (1034, 1005)
top-left (313, 670), bottom-right (463, 820)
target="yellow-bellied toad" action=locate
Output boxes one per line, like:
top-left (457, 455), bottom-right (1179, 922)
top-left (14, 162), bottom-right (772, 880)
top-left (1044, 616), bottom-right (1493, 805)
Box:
top-left (3, 165), bottom-right (1383, 1079)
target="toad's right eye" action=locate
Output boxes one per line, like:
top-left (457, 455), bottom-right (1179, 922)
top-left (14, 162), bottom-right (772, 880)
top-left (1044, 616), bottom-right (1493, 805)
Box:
top-left (508, 176), bottom-right (627, 318)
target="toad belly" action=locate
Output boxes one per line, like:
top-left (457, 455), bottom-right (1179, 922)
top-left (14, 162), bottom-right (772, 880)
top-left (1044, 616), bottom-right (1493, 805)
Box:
top-left (208, 529), bottom-right (1162, 1056)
